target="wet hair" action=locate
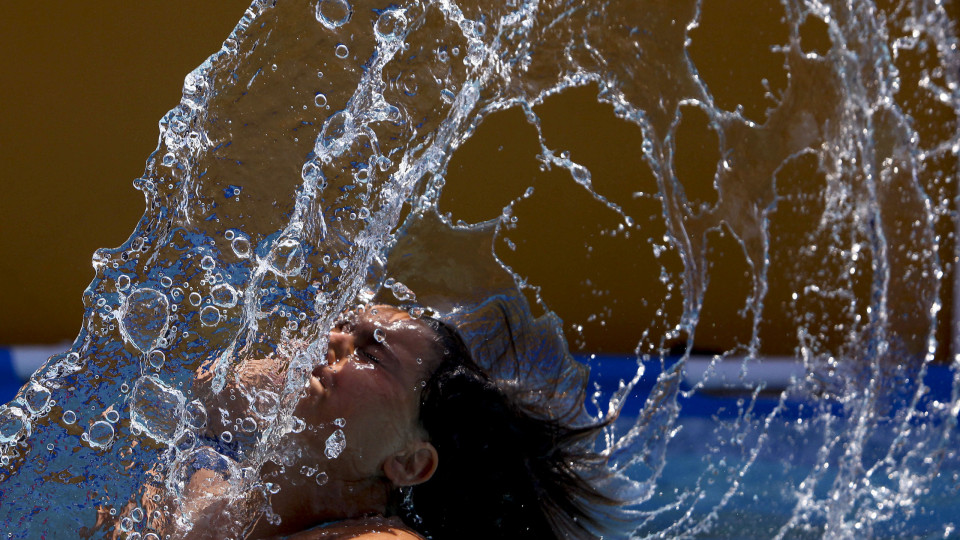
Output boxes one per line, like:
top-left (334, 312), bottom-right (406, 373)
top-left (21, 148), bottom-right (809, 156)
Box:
top-left (395, 316), bottom-right (617, 539)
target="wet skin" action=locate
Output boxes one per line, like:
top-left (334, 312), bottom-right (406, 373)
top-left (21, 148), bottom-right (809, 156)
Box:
top-left (247, 304), bottom-right (443, 538)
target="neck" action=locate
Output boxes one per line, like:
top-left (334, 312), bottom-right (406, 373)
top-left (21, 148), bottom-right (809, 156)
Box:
top-left (248, 471), bottom-right (392, 537)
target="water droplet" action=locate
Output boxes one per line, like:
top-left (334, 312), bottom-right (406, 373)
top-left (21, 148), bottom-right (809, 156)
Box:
top-left (62, 410), bottom-right (77, 425)
top-left (268, 237), bottom-right (305, 277)
top-left (316, 472), bottom-right (329, 485)
top-left (252, 390), bottom-right (280, 420)
top-left (241, 417), bottom-right (257, 433)
top-left (0, 406), bottom-right (30, 443)
top-left (184, 400), bottom-right (207, 429)
top-left (149, 350), bottom-right (165, 369)
top-left (220, 430), bottom-right (233, 444)
top-left (373, 328), bottom-right (386, 343)
top-left (24, 382), bottom-right (51, 415)
top-left (408, 306), bottom-right (424, 319)
top-left (315, 93), bottom-right (328, 107)
top-left (116, 275), bottom-right (131, 291)
top-left (315, 0), bottom-right (352, 30)
top-left (201, 256), bottom-right (216, 271)
top-left (105, 410), bottom-right (120, 423)
top-left (87, 421), bottom-right (115, 449)
top-left (211, 283), bottom-right (239, 308)
top-left (131, 507), bottom-right (144, 522)
top-left (335, 44), bottom-right (350, 59)
top-left (46, 443), bottom-right (54, 451)
top-left (160, 276), bottom-right (173, 288)
top-left (200, 305), bottom-right (222, 326)
top-left (224, 230), bottom-right (235, 241)
top-left (189, 292), bottom-right (203, 306)
top-left (400, 72), bottom-right (417, 96)
top-left (325, 429), bottom-right (346, 459)
top-left (374, 9), bottom-right (407, 41)
top-left (118, 289), bottom-right (171, 353)
top-left (231, 236), bottom-right (252, 258)
top-left (333, 417), bottom-right (346, 427)
top-left (390, 280), bottom-right (416, 302)
top-left (130, 376), bottom-right (185, 444)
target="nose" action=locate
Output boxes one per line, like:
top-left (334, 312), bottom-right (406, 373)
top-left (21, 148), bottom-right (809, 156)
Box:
top-left (328, 328), bottom-right (356, 365)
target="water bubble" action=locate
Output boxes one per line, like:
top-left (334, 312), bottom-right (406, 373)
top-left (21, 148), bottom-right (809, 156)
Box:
top-left (252, 390), bottom-right (280, 420)
top-left (373, 328), bottom-right (386, 343)
top-left (408, 306), bottom-right (424, 319)
top-left (231, 236), bottom-right (252, 258)
top-left (314, 93), bottom-right (328, 108)
top-left (316, 472), bottom-right (329, 486)
top-left (200, 256), bottom-right (216, 271)
top-left (160, 276), bottom-right (173, 288)
top-left (105, 410), bottom-right (120, 423)
top-left (130, 376), bottom-right (185, 444)
top-left (87, 421), bottom-right (115, 449)
top-left (0, 406), bottom-right (30, 443)
top-left (374, 9), bottom-right (407, 41)
top-left (220, 431), bottom-right (233, 444)
top-left (268, 237), bottom-right (305, 277)
top-left (358, 207), bottom-right (370, 219)
top-left (325, 429), bottom-right (346, 459)
top-left (46, 443), bottom-right (54, 451)
top-left (189, 292), bottom-right (203, 307)
top-left (162, 153), bottom-right (176, 167)
top-left (400, 72), bottom-right (417, 96)
top-left (62, 410), bottom-right (77, 425)
top-left (118, 288), bottom-right (170, 353)
top-left (319, 110), bottom-right (352, 155)
top-left (24, 382), bottom-right (51, 415)
top-left (224, 230), bottom-right (235, 241)
top-left (200, 305), bottom-right (222, 326)
top-left (211, 283), bottom-right (239, 308)
top-left (148, 350), bottom-right (165, 369)
top-left (241, 417), bottom-right (258, 433)
top-left (335, 44), bottom-right (350, 59)
top-left (131, 507), bottom-right (143, 522)
top-left (184, 400), bottom-right (207, 429)
top-left (315, 0), bottom-right (352, 30)
top-left (116, 275), bottom-right (131, 291)
top-left (300, 465), bottom-right (317, 477)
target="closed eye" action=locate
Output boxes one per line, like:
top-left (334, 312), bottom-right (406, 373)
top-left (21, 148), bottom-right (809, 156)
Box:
top-left (357, 349), bottom-right (381, 365)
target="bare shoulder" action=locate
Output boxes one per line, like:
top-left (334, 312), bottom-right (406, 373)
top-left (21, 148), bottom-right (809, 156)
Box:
top-left (284, 516), bottom-right (425, 540)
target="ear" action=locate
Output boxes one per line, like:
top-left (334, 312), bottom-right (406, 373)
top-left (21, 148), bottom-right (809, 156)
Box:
top-left (383, 441), bottom-right (439, 487)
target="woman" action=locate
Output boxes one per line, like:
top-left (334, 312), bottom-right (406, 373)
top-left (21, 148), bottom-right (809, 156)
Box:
top-left (173, 304), bottom-right (616, 539)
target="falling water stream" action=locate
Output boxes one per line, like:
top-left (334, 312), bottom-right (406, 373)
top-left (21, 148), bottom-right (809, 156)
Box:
top-left (1, 0), bottom-right (958, 537)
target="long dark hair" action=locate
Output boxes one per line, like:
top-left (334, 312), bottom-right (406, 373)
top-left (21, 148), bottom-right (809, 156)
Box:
top-left (396, 317), bottom-right (617, 539)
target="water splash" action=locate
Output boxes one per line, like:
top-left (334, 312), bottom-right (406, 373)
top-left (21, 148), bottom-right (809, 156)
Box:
top-left (1, 0), bottom-right (958, 537)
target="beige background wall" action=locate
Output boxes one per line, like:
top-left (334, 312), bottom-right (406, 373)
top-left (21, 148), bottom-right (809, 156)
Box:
top-left (0, 3), bottom-right (250, 345)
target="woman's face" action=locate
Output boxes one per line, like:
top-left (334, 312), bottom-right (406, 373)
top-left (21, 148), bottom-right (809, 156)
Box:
top-left (292, 304), bottom-right (441, 482)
